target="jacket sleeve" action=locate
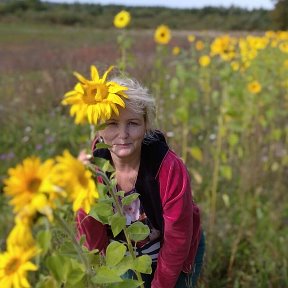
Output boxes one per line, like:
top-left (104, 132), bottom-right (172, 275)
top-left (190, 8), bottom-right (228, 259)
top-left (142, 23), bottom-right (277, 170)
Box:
top-left (151, 151), bottom-right (195, 288)
top-left (76, 208), bottom-right (108, 252)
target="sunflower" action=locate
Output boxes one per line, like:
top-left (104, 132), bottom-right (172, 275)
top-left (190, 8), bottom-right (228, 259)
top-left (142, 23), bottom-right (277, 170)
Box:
top-left (247, 80), bottom-right (262, 94)
top-left (199, 55), bottom-right (211, 67)
top-left (187, 34), bottom-right (195, 43)
top-left (7, 220), bottom-right (35, 251)
top-left (53, 150), bottom-right (99, 213)
top-left (172, 46), bottom-right (180, 56)
top-left (0, 246), bottom-right (38, 288)
top-left (3, 157), bottom-right (55, 220)
top-left (195, 40), bottom-right (205, 51)
top-left (231, 61), bottom-right (240, 71)
top-left (113, 10), bottom-right (131, 29)
top-left (154, 25), bottom-right (171, 45)
top-left (279, 41), bottom-right (288, 53)
top-left (62, 65), bottom-right (128, 125)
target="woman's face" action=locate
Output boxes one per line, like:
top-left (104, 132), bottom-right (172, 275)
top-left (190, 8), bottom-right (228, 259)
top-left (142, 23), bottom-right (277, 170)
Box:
top-left (99, 107), bottom-right (146, 160)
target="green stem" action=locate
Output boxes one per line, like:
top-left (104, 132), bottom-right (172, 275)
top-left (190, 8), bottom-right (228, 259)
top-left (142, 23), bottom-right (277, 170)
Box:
top-left (121, 45), bottom-right (126, 72)
top-left (90, 125), bottom-right (95, 142)
top-left (96, 170), bottom-right (145, 288)
top-left (208, 106), bottom-right (225, 241)
top-left (54, 213), bottom-right (97, 288)
top-left (181, 122), bottom-right (188, 162)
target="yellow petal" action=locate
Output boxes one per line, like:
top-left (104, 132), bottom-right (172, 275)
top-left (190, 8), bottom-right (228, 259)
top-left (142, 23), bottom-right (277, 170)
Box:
top-left (73, 71), bottom-right (88, 84)
top-left (102, 66), bottom-right (114, 82)
top-left (107, 94), bottom-right (125, 107)
top-left (91, 65), bottom-right (100, 81)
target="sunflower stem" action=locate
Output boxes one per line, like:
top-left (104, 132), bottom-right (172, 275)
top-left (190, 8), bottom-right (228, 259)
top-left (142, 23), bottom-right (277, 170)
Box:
top-left (54, 213), bottom-right (97, 288)
top-left (95, 169), bottom-right (145, 288)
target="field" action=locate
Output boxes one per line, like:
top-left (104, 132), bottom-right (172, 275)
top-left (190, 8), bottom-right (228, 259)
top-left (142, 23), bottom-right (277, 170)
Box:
top-left (0, 21), bottom-right (288, 288)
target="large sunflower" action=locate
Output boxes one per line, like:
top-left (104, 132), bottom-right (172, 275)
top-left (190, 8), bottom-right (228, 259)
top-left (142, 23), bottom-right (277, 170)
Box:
top-left (53, 150), bottom-right (99, 213)
top-left (154, 25), bottom-right (171, 45)
top-left (113, 10), bottom-right (131, 29)
top-left (3, 157), bottom-right (55, 220)
top-left (62, 65), bottom-right (128, 125)
top-left (0, 246), bottom-right (38, 288)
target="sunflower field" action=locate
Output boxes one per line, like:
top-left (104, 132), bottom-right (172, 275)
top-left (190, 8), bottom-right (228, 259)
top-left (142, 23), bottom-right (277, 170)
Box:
top-left (0, 8), bottom-right (288, 288)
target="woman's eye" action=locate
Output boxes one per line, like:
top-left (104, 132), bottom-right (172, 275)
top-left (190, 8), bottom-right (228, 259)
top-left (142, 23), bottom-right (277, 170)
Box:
top-left (129, 122), bottom-right (139, 126)
top-left (107, 122), bottom-right (117, 126)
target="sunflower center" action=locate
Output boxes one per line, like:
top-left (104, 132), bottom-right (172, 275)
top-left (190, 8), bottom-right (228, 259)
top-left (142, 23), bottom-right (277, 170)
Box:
top-left (160, 33), bottom-right (165, 38)
top-left (5, 257), bottom-right (21, 275)
top-left (28, 178), bottom-right (41, 193)
top-left (78, 174), bottom-right (88, 187)
top-left (83, 84), bottom-right (109, 104)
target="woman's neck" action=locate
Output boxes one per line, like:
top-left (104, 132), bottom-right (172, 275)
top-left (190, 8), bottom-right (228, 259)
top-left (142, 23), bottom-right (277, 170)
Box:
top-left (111, 153), bottom-right (141, 173)
top-left (111, 153), bottom-right (141, 192)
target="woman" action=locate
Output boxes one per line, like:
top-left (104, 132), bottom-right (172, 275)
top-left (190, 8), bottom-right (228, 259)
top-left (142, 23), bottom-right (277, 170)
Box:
top-left (76, 77), bottom-right (205, 288)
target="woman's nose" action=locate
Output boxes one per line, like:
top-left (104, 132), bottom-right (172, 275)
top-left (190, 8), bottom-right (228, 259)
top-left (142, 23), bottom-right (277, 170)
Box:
top-left (119, 124), bottom-right (129, 138)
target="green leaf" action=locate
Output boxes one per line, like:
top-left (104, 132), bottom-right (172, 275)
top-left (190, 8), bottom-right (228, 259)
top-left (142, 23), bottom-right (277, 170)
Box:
top-left (45, 255), bottom-right (71, 283)
top-left (96, 183), bottom-right (109, 198)
top-left (175, 107), bottom-right (189, 122)
top-left (92, 157), bottom-right (114, 172)
top-left (114, 255), bottom-right (134, 275)
top-left (222, 193), bottom-right (230, 208)
top-left (96, 143), bottom-right (111, 149)
top-left (36, 230), bottom-right (51, 256)
top-left (169, 77), bottom-right (179, 94)
top-left (110, 212), bottom-right (126, 237)
top-left (127, 222), bottom-right (150, 242)
top-left (35, 275), bottom-right (57, 288)
top-left (109, 279), bottom-right (144, 288)
top-left (121, 193), bottom-right (140, 206)
top-left (134, 255), bottom-right (152, 274)
top-left (116, 190), bottom-right (125, 197)
top-left (189, 146), bottom-right (203, 162)
top-left (183, 87), bottom-right (198, 103)
top-left (66, 258), bottom-right (85, 286)
top-left (91, 266), bottom-right (123, 284)
top-left (228, 133), bottom-right (239, 147)
top-left (106, 241), bottom-right (127, 267)
top-left (89, 202), bottom-right (113, 224)
top-left (58, 241), bottom-right (78, 259)
top-left (220, 165), bottom-right (232, 180)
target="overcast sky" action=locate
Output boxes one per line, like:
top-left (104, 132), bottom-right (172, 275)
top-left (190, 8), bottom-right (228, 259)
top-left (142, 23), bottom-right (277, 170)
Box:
top-left (45, 0), bottom-right (275, 10)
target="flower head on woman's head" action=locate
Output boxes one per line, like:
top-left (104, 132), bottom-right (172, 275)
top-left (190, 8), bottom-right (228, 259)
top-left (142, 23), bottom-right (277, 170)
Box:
top-left (62, 65), bottom-right (128, 125)
top-left (113, 10), bottom-right (131, 29)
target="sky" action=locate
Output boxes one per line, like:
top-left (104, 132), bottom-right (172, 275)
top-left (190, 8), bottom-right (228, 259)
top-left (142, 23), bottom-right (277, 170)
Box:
top-left (45, 0), bottom-right (275, 10)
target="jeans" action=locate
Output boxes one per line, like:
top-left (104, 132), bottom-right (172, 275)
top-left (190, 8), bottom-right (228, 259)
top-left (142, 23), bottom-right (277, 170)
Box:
top-left (123, 230), bottom-right (206, 288)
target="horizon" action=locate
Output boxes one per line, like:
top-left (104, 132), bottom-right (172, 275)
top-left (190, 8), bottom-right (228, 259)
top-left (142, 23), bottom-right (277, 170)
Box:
top-left (43, 0), bottom-right (275, 10)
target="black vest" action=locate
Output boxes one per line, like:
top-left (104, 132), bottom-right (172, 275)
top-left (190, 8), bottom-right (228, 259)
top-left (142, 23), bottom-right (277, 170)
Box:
top-left (93, 131), bottom-right (169, 232)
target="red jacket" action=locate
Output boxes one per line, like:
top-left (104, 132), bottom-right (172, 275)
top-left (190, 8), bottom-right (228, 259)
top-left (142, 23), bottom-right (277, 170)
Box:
top-left (76, 131), bottom-right (201, 288)
top-left (152, 149), bottom-right (201, 287)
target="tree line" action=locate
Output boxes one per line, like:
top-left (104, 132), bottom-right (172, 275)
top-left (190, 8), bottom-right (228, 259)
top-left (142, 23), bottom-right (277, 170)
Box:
top-left (0, 0), bottom-right (287, 30)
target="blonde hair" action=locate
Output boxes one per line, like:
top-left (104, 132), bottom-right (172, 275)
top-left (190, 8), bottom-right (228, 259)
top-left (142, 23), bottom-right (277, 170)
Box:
top-left (110, 76), bottom-right (156, 132)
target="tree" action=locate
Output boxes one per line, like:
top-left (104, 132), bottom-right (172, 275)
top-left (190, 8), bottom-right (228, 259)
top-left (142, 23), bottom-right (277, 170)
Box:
top-left (271, 0), bottom-right (288, 29)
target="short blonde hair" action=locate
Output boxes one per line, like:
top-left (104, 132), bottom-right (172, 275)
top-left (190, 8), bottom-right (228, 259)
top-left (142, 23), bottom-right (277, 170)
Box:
top-left (110, 76), bottom-right (156, 132)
